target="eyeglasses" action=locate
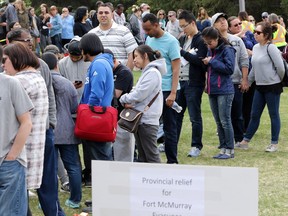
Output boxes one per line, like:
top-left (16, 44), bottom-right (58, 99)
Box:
top-left (98, 11), bottom-right (110, 15)
top-left (254, 30), bottom-right (263, 35)
top-left (233, 22), bottom-right (242, 27)
top-left (159, 13), bottom-right (164, 15)
top-left (13, 38), bottom-right (33, 43)
top-left (180, 23), bottom-right (190, 29)
top-left (2, 57), bottom-right (7, 64)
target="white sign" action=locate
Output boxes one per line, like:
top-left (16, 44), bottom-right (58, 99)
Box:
top-left (130, 167), bottom-right (204, 216)
top-left (92, 161), bottom-right (258, 216)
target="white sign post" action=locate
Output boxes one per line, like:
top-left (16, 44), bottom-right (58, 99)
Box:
top-left (92, 161), bottom-right (258, 216)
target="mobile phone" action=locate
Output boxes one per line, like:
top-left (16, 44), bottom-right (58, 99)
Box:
top-left (75, 80), bottom-right (82, 85)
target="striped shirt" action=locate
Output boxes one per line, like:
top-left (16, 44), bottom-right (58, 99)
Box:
top-left (89, 21), bottom-right (138, 65)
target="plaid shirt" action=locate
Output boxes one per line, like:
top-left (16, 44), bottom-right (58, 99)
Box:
top-left (16, 71), bottom-right (48, 189)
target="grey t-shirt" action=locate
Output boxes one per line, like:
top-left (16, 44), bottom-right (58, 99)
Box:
top-left (0, 74), bottom-right (34, 166)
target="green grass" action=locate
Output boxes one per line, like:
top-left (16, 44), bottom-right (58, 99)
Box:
top-left (30, 71), bottom-right (288, 215)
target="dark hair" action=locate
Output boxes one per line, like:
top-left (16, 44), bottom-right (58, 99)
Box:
top-left (42, 52), bottom-right (58, 70)
top-left (4, 43), bottom-right (40, 71)
top-left (74, 6), bottom-right (88, 23)
top-left (142, 13), bottom-right (158, 25)
top-left (133, 45), bottom-right (162, 62)
top-left (117, 4), bottom-right (124, 9)
top-left (9, 21), bottom-right (17, 30)
top-left (238, 11), bottom-right (249, 21)
top-left (7, 28), bottom-right (30, 43)
top-left (104, 48), bottom-right (115, 59)
top-left (40, 3), bottom-right (48, 13)
top-left (201, 27), bottom-right (230, 45)
top-left (67, 5), bottom-right (73, 12)
top-left (0, 45), bottom-right (3, 63)
top-left (178, 10), bottom-right (196, 23)
top-left (79, 33), bottom-right (103, 56)
top-left (256, 21), bottom-right (277, 41)
top-left (98, 2), bottom-right (114, 12)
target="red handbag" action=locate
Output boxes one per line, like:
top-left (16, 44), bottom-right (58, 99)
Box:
top-left (74, 104), bottom-right (118, 142)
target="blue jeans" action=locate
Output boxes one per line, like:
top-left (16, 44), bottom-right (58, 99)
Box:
top-left (51, 33), bottom-right (63, 53)
top-left (37, 128), bottom-right (65, 216)
top-left (231, 84), bottom-right (244, 142)
top-left (57, 144), bottom-right (82, 203)
top-left (244, 90), bottom-right (281, 144)
top-left (176, 81), bottom-right (204, 149)
top-left (82, 140), bottom-right (113, 161)
top-left (209, 94), bottom-right (234, 149)
top-left (163, 91), bottom-right (179, 164)
top-left (0, 160), bottom-right (27, 215)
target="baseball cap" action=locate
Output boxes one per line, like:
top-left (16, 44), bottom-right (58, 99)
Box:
top-left (211, 12), bottom-right (228, 26)
top-left (68, 41), bottom-right (81, 56)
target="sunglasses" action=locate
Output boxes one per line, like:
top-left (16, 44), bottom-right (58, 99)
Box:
top-left (168, 15), bottom-right (174, 17)
top-left (2, 57), bottom-right (7, 64)
top-left (98, 11), bottom-right (110, 15)
top-left (262, 16), bottom-right (268, 19)
top-left (233, 22), bottom-right (242, 27)
top-left (159, 13), bottom-right (164, 15)
top-left (13, 38), bottom-right (33, 43)
top-left (254, 30), bottom-right (263, 35)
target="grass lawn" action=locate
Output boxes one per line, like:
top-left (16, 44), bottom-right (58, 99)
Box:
top-left (30, 71), bottom-right (288, 215)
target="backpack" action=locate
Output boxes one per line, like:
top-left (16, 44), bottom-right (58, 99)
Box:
top-left (266, 43), bottom-right (288, 87)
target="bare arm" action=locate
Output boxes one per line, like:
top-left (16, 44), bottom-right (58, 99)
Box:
top-left (115, 89), bottom-right (123, 99)
top-left (166, 58), bottom-right (180, 107)
top-left (126, 52), bottom-right (134, 71)
top-left (5, 112), bottom-right (32, 160)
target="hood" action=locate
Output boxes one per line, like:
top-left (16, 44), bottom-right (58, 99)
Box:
top-left (142, 58), bottom-right (167, 76)
top-left (95, 53), bottom-right (114, 69)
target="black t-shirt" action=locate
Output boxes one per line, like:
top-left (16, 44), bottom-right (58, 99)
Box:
top-left (113, 63), bottom-right (133, 117)
top-left (73, 21), bottom-right (92, 37)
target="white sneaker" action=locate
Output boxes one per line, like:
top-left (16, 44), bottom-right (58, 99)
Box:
top-left (187, 147), bottom-right (201, 157)
top-left (265, 144), bottom-right (278, 152)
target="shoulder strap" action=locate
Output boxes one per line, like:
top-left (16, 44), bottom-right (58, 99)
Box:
top-left (144, 91), bottom-right (160, 111)
top-left (266, 43), bottom-right (276, 69)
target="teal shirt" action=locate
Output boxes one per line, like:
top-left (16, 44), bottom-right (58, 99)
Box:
top-left (146, 32), bottom-right (180, 91)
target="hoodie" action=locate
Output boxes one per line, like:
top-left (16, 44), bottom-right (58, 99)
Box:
top-left (80, 53), bottom-right (114, 106)
top-left (120, 58), bottom-right (167, 126)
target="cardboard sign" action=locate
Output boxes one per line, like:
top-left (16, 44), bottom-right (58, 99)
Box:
top-left (92, 161), bottom-right (258, 216)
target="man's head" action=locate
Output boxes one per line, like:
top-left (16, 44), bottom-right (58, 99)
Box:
top-left (268, 13), bottom-right (279, 24)
top-left (262, 12), bottom-right (269, 22)
top-left (104, 48), bottom-right (116, 69)
top-left (97, 3), bottom-right (114, 27)
top-left (168, 11), bottom-right (177, 22)
top-left (44, 44), bottom-right (62, 60)
top-left (42, 52), bottom-right (58, 70)
top-left (68, 41), bottom-right (83, 62)
top-left (79, 33), bottom-right (104, 62)
top-left (178, 10), bottom-right (197, 36)
top-left (211, 12), bottom-right (228, 33)
top-left (115, 4), bottom-right (124, 15)
top-left (228, 16), bottom-right (242, 34)
top-left (62, 7), bottom-right (69, 17)
top-left (7, 28), bottom-right (33, 50)
top-left (49, 5), bottom-right (58, 16)
top-left (142, 13), bottom-right (162, 38)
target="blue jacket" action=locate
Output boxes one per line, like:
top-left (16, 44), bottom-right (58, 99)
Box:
top-left (49, 13), bottom-right (62, 37)
top-left (207, 41), bottom-right (235, 95)
top-left (80, 53), bottom-right (114, 106)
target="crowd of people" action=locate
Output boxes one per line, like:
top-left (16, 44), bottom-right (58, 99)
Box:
top-left (0, 0), bottom-right (287, 214)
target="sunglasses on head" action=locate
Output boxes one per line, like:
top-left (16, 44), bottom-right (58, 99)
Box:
top-left (98, 11), bottom-right (110, 15)
top-left (254, 30), bottom-right (263, 35)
